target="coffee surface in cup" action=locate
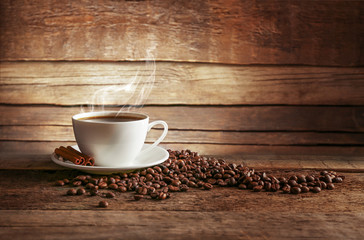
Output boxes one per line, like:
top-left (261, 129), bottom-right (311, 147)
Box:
top-left (78, 115), bottom-right (145, 123)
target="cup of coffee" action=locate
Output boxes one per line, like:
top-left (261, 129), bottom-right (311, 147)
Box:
top-left (72, 111), bottom-right (168, 167)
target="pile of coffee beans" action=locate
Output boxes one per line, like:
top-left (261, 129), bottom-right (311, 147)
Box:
top-left (55, 149), bottom-right (345, 207)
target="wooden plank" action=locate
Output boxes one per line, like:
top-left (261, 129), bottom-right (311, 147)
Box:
top-left (1, 141), bottom-right (364, 157)
top-left (1, 125), bottom-right (364, 145)
top-left (1, 0), bottom-right (363, 66)
top-left (0, 211), bottom-right (363, 239)
top-left (1, 105), bottom-right (364, 132)
top-left (1, 153), bottom-right (364, 171)
top-left (1, 62), bottom-right (364, 105)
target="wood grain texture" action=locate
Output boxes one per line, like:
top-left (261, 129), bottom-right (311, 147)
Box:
top-left (1, 125), bottom-right (364, 146)
top-left (1, 62), bottom-right (364, 105)
top-left (0, 170), bottom-right (363, 239)
top-left (0, 211), bottom-right (363, 240)
top-left (1, 105), bottom-right (364, 132)
top-left (1, 0), bottom-right (363, 66)
top-left (1, 141), bottom-right (364, 157)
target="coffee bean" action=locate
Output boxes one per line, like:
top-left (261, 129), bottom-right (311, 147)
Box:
top-left (253, 185), bottom-right (263, 192)
top-left (297, 175), bottom-right (306, 183)
top-left (203, 183), bottom-right (213, 190)
top-left (305, 176), bottom-right (315, 182)
top-left (108, 183), bottom-right (118, 190)
top-left (238, 184), bottom-right (247, 190)
top-left (134, 194), bottom-right (144, 201)
top-left (106, 192), bottom-right (115, 198)
top-left (157, 192), bottom-right (167, 200)
top-left (333, 177), bottom-right (343, 183)
top-left (291, 187), bottom-right (301, 194)
top-left (89, 189), bottom-right (98, 196)
top-left (301, 186), bottom-right (310, 193)
top-left (180, 184), bottom-right (189, 192)
top-left (72, 181), bottom-right (82, 187)
top-left (67, 189), bottom-right (77, 196)
top-left (288, 180), bottom-right (298, 187)
top-left (324, 175), bottom-right (332, 183)
top-left (326, 183), bottom-right (335, 190)
top-left (312, 187), bottom-right (321, 193)
top-left (63, 179), bottom-right (70, 184)
top-left (99, 201), bottom-right (108, 208)
top-left (55, 180), bottom-right (65, 186)
top-left (85, 183), bottom-right (95, 189)
top-left (98, 182), bottom-right (108, 189)
top-left (282, 185), bottom-right (291, 194)
top-left (77, 188), bottom-right (86, 195)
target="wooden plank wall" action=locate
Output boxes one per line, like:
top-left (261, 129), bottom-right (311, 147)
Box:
top-left (1, 0), bottom-right (364, 157)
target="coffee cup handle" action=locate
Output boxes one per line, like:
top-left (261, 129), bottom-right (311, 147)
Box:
top-left (140, 120), bottom-right (168, 155)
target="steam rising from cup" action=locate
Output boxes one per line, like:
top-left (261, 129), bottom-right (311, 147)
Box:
top-left (81, 49), bottom-right (156, 114)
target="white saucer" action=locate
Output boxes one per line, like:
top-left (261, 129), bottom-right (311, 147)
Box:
top-left (50, 144), bottom-right (169, 175)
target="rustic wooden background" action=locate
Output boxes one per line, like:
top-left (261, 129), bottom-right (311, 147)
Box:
top-left (1, 0), bottom-right (364, 158)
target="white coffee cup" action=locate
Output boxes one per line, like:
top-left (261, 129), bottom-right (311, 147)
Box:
top-left (72, 111), bottom-right (168, 167)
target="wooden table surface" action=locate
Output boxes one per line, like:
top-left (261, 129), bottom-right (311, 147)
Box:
top-left (0, 153), bottom-right (363, 240)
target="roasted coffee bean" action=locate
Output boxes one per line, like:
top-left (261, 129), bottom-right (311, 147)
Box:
top-left (106, 192), bottom-right (115, 198)
top-left (228, 177), bottom-right (236, 186)
top-left (207, 178), bottom-right (217, 185)
top-left (312, 186), bottom-right (321, 193)
top-left (288, 180), bottom-right (298, 187)
top-left (324, 175), bottom-right (332, 183)
top-left (301, 186), bottom-right (310, 193)
top-left (180, 184), bottom-right (189, 192)
top-left (264, 182), bottom-right (272, 191)
top-left (72, 181), bottom-right (82, 187)
top-left (108, 178), bottom-right (116, 184)
top-left (85, 183), bottom-right (95, 189)
top-left (326, 183), bottom-right (335, 190)
top-left (282, 185), bottom-right (291, 194)
top-left (98, 182), bottom-right (108, 189)
top-left (320, 170), bottom-right (328, 176)
top-left (108, 183), bottom-right (118, 190)
top-left (157, 192), bottom-right (167, 200)
top-left (291, 187), bottom-right (301, 194)
top-left (253, 185), bottom-right (263, 192)
top-left (297, 175), bottom-right (306, 183)
top-left (187, 181), bottom-right (198, 188)
top-left (99, 201), bottom-right (108, 208)
top-left (333, 177), bottom-right (343, 183)
top-left (238, 183), bottom-right (247, 189)
top-left (90, 189), bottom-right (99, 196)
top-left (289, 175), bottom-right (298, 181)
top-left (77, 188), bottom-right (86, 195)
top-left (67, 189), bottom-right (77, 196)
top-left (55, 180), bottom-right (65, 186)
top-left (63, 179), bottom-right (70, 184)
top-left (320, 182), bottom-right (327, 189)
top-left (76, 175), bottom-right (87, 181)
top-left (117, 186), bottom-right (127, 192)
top-left (134, 194), bottom-right (144, 201)
top-left (271, 183), bottom-right (280, 192)
top-left (168, 185), bottom-right (180, 192)
top-left (305, 175), bottom-right (315, 182)
top-left (203, 183), bottom-right (213, 190)
top-left (248, 181), bottom-right (259, 189)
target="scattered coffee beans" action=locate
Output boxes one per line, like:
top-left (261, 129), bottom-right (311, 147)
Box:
top-left (56, 149), bottom-right (345, 206)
